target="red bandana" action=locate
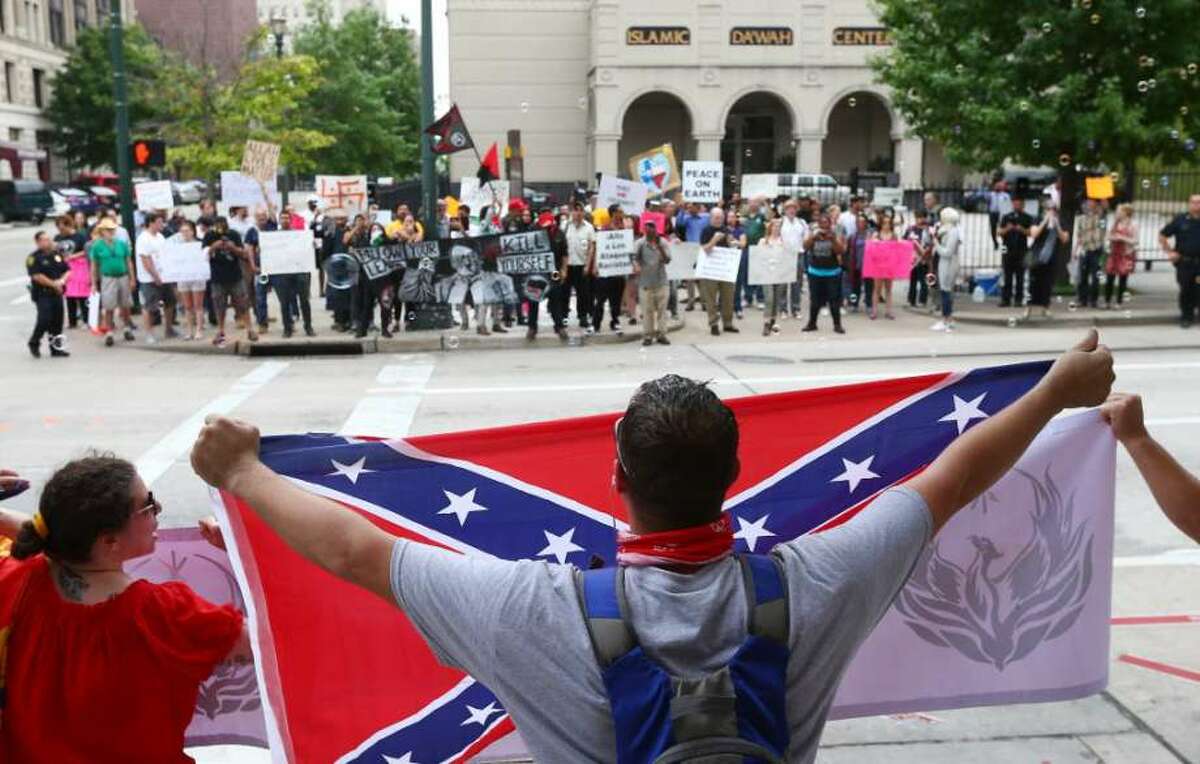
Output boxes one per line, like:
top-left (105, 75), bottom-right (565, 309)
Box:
top-left (616, 513), bottom-right (734, 569)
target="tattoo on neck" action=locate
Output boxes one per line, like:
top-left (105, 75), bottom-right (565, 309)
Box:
top-left (55, 563), bottom-right (88, 602)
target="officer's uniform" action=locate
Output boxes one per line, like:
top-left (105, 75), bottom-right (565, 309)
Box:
top-left (26, 248), bottom-right (70, 357)
top-left (1161, 212), bottom-right (1200, 326)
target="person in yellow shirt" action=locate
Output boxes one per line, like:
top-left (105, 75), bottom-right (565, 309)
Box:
top-left (385, 203), bottom-right (424, 241)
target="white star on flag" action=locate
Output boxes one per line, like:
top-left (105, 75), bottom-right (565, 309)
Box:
top-left (437, 488), bottom-right (488, 526)
top-left (938, 393), bottom-right (990, 434)
top-left (327, 456), bottom-right (375, 485)
top-left (382, 753), bottom-right (419, 764)
top-left (733, 514), bottom-right (776, 552)
top-left (461, 701), bottom-right (501, 727)
top-left (831, 455), bottom-right (880, 494)
top-left (537, 527), bottom-right (584, 564)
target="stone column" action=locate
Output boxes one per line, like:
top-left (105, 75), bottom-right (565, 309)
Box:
top-left (894, 136), bottom-right (924, 188)
top-left (795, 132), bottom-right (824, 173)
top-left (591, 132), bottom-right (620, 179)
top-left (693, 132), bottom-right (723, 162)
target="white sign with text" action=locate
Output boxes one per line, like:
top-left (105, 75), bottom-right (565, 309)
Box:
top-left (259, 230), bottom-right (315, 275)
top-left (595, 229), bottom-right (635, 277)
top-left (665, 241), bottom-right (699, 281)
top-left (221, 171), bottom-right (278, 209)
top-left (458, 177), bottom-right (510, 217)
top-left (134, 180), bottom-right (174, 212)
top-left (597, 175), bottom-right (648, 216)
top-left (694, 245), bottom-right (741, 283)
top-left (739, 174), bottom-right (779, 201)
top-left (682, 161), bottom-right (723, 204)
top-left (156, 239), bottom-right (209, 283)
top-left (748, 243), bottom-right (796, 285)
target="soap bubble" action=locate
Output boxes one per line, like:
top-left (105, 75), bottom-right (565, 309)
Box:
top-left (1019, 100), bottom-right (1030, 112)
top-left (1058, 153), bottom-right (1072, 166)
top-left (1137, 80), bottom-right (1149, 93)
top-left (953, 124), bottom-right (962, 134)
top-left (1147, 78), bottom-right (1157, 89)
top-left (1080, 0), bottom-right (1092, 7)
top-left (1182, 106), bottom-right (1191, 116)
top-left (1032, 138), bottom-right (1041, 149)
top-left (446, 335), bottom-right (460, 349)
top-left (1041, 22), bottom-right (1052, 34)
top-left (1007, 316), bottom-right (1018, 328)
top-left (1170, 129), bottom-right (1180, 140)
top-left (1135, 6), bottom-right (1146, 18)
top-left (1189, 63), bottom-right (1198, 75)
top-left (577, 96), bottom-right (587, 110)
top-left (848, 96), bottom-right (857, 108)
top-left (955, 64), bottom-right (964, 74)
top-left (1185, 138), bottom-right (1197, 152)
top-left (520, 101), bottom-right (529, 113)
top-left (1124, 309), bottom-right (1133, 319)
top-left (1139, 55), bottom-right (1151, 68)
top-left (1090, 13), bottom-right (1101, 24)
top-left (1160, 175), bottom-right (1170, 187)
top-left (1141, 178), bottom-right (1152, 189)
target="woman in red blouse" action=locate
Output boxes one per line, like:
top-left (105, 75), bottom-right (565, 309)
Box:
top-left (0, 456), bottom-right (248, 763)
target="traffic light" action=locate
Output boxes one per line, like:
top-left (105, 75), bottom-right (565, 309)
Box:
top-left (130, 139), bottom-right (166, 168)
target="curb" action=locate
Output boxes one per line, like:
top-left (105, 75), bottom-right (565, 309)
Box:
top-left (902, 305), bottom-right (1180, 329)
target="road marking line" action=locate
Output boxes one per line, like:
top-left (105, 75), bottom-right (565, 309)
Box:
top-left (1111, 615), bottom-right (1200, 626)
top-left (9, 293), bottom-right (27, 306)
top-left (1114, 549), bottom-right (1200, 567)
top-left (1145, 416), bottom-right (1200, 427)
top-left (1117, 654), bottom-right (1200, 683)
top-left (0, 276), bottom-right (27, 288)
top-left (340, 357), bottom-right (436, 438)
top-left (135, 361), bottom-right (290, 487)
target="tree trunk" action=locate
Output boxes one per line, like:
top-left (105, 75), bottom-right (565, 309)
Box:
top-left (1053, 164), bottom-right (1080, 286)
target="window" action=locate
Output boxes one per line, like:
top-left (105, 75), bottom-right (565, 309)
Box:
top-left (49, 0), bottom-right (64, 45)
top-left (4, 63), bottom-right (13, 104)
top-left (73, 0), bottom-right (87, 31)
top-left (96, 0), bottom-right (109, 20)
top-left (9, 128), bottom-right (21, 143)
top-left (32, 68), bottom-right (44, 108)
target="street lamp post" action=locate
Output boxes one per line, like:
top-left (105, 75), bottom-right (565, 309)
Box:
top-left (269, 14), bottom-right (288, 206)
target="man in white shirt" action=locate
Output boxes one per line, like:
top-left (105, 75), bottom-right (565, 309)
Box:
top-left (134, 212), bottom-right (174, 343)
top-left (838, 196), bottom-right (864, 241)
top-left (780, 199), bottom-right (810, 317)
top-left (561, 202), bottom-right (596, 332)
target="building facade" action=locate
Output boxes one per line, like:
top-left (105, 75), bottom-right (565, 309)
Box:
top-left (137, 0), bottom-right (257, 80)
top-left (0, 0), bottom-right (127, 181)
top-left (448, 0), bottom-right (960, 189)
top-left (257, 0), bottom-right (376, 34)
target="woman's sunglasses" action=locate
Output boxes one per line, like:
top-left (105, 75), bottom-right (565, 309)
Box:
top-left (135, 492), bottom-right (163, 518)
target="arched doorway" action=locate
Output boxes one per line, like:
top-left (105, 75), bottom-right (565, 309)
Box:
top-left (618, 92), bottom-right (694, 179)
top-left (721, 92), bottom-right (795, 184)
top-left (822, 91), bottom-right (894, 177)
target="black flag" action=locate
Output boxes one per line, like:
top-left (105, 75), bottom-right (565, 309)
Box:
top-left (424, 104), bottom-right (475, 155)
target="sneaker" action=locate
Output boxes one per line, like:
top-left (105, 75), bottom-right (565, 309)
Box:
top-left (105, 334), bottom-right (115, 347)
top-left (763, 323), bottom-right (771, 337)
top-left (584, 326), bottom-right (595, 336)
top-left (49, 347), bottom-right (70, 358)
top-left (710, 325), bottom-right (720, 336)
top-left (555, 327), bottom-right (568, 340)
top-left (477, 326), bottom-right (490, 336)
top-left (801, 324), bottom-right (817, 332)
top-left (685, 303), bottom-right (696, 312)
top-left (27, 340), bottom-right (40, 358)
top-left (930, 321), bottom-right (947, 331)
top-left (257, 323), bottom-right (269, 334)
top-left (771, 324), bottom-right (781, 335)
top-left (656, 335), bottom-right (670, 345)
top-left (642, 338), bottom-right (653, 347)
top-left (304, 326), bottom-right (316, 337)
top-left (723, 325), bottom-right (739, 333)
top-left (214, 333), bottom-right (227, 348)
top-left (165, 327), bottom-right (180, 339)
top-left (834, 325), bottom-right (846, 334)
top-left (492, 323), bottom-right (508, 334)
top-left (123, 329), bottom-right (135, 342)
top-left (735, 311), bottom-right (743, 320)
top-left (283, 328), bottom-right (294, 339)
top-left (248, 331), bottom-right (259, 342)
top-left (1182, 320), bottom-right (1194, 329)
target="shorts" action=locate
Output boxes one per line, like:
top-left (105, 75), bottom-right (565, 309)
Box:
top-left (100, 275), bottom-right (133, 310)
top-left (139, 281), bottom-right (176, 309)
top-left (177, 280), bottom-right (207, 293)
top-left (211, 279), bottom-right (248, 312)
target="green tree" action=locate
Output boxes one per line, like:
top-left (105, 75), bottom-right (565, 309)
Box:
top-left (160, 30), bottom-right (333, 187)
top-left (872, 0), bottom-right (1200, 256)
top-left (45, 24), bottom-right (166, 170)
top-left (292, 1), bottom-right (422, 176)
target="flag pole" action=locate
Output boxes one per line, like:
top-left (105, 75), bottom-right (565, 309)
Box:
top-left (469, 142), bottom-right (502, 217)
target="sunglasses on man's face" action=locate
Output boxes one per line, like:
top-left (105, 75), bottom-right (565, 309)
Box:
top-left (135, 492), bottom-right (163, 518)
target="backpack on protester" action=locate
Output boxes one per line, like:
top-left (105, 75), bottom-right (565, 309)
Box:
top-left (576, 555), bottom-right (790, 764)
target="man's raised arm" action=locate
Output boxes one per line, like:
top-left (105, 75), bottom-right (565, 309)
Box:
top-left (909, 330), bottom-right (1114, 533)
top-left (190, 415), bottom-right (397, 601)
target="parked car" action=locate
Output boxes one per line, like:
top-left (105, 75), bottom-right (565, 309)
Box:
top-left (523, 185), bottom-right (552, 207)
top-left (72, 172), bottom-right (120, 191)
top-left (48, 190), bottom-right (72, 218)
top-left (776, 173), bottom-right (852, 205)
top-left (0, 180), bottom-right (53, 223)
top-left (54, 186), bottom-right (101, 215)
top-left (172, 180), bottom-right (204, 204)
top-left (90, 185), bottom-right (118, 209)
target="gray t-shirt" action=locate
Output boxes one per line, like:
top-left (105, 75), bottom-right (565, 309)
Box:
top-left (390, 486), bottom-right (932, 763)
top-left (633, 237), bottom-right (671, 289)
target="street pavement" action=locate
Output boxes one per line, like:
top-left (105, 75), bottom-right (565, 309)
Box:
top-left (0, 222), bottom-right (1196, 762)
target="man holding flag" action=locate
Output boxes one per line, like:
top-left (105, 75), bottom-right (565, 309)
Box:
top-left (191, 331), bottom-right (1113, 762)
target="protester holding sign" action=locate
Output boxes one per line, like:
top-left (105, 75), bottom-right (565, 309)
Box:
top-left (203, 217), bottom-right (256, 347)
top-left (54, 215), bottom-right (91, 330)
top-left (739, 198), bottom-right (768, 311)
top-left (589, 206), bottom-right (631, 336)
top-left (759, 219), bottom-right (788, 336)
top-left (135, 213), bottom-right (175, 344)
top-left (698, 208), bottom-right (739, 336)
top-left (169, 221), bottom-right (209, 342)
top-left (801, 212), bottom-right (846, 334)
top-left (868, 213), bottom-right (900, 321)
top-left (633, 221), bottom-right (672, 346)
top-left (779, 199), bottom-right (809, 318)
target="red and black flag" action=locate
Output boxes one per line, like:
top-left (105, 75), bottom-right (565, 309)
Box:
top-left (477, 142), bottom-right (500, 185)
top-left (424, 104), bottom-right (474, 155)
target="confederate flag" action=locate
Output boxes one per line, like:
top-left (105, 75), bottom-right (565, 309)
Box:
top-left (424, 104), bottom-right (475, 155)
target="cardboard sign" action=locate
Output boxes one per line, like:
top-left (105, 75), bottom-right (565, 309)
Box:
top-left (740, 174), bottom-right (779, 201)
top-left (221, 171), bottom-right (277, 209)
top-left (497, 229), bottom-right (555, 274)
top-left (1085, 176), bottom-right (1114, 200)
top-left (259, 230), bottom-right (315, 275)
top-left (629, 143), bottom-right (681, 196)
top-left (695, 245), bottom-right (741, 283)
top-left (872, 186), bottom-right (904, 208)
top-left (682, 161), bottom-right (723, 204)
top-left (666, 241), bottom-right (699, 280)
top-left (241, 140), bottom-right (280, 184)
top-left (316, 175), bottom-right (369, 215)
top-left (597, 174), bottom-right (648, 216)
top-left (747, 243), bottom-right (796, 285)
top-left (862, 239), bottom-right (916, 280)
top-left (458, 177), bottom-right (510, 217)
top-left (595, 229), bottom-right (635, 277)
top-left (639, 211), bottom-right (667, 234)
top-left (134, 180), bottom-right (173, 212)
top-left (156, 239), bottom-right (209, 283)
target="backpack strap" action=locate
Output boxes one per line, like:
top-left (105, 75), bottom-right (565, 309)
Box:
top-left (577, 566), bottom-right (637, 668)
top-left (738, 554), bottom-right (789, 646)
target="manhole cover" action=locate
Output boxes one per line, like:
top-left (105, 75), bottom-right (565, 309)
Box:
top-left (726, 355), bottom-right (795, 365)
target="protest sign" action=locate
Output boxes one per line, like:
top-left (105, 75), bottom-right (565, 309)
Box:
top-left (694, 245), bottom-right (741, 283)
top-left (597, 174), bottom-right (648, 216)
top-left (497, 229), bottom-right (555, 274)
top-left (740, 173), bottom-right (779, 200)
top-left (316, 175), bottom-right (369, 215)
top-left (259, 230), bottom-right (315, 276)
top-left (458, 177), bottom-right (510, 217)
top-left (374, 210), bottom-right (393, 226)
top-left (748, 243), bottom-right (796, 285)
top-left (134, 180), bottom-right (173, 212)
top-left (666, 241), bottom-right (699, 280)
top-left (352, 243), bottom-right (414, 281)
top-left (156, 239), bottom-right (209, 283)
top-left (639, 211), bottom-right (667, 235)
top-left (629, 143), bottom-right (681, 196)
top-left (241, 140), bottom-right (280, 184)
top-left (1085, 176), bottom-right (1114, 200)
top-left (595, 229), bottom-right (635, 277)
top-left (220, 171), bottom-right (277, 209)
top-left (682, 161), bottom-right (723, 204)
top-left (872, 186), bottom-right (903, 208)
top-left (863, 239), bottom-right (916, 280)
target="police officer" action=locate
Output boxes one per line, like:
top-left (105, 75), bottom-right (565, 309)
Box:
top-left (1159, 193), bottom-right (1200, 328)
top-left (26, 230), bottom-right (70, 358)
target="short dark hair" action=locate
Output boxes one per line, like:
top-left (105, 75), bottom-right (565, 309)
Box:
top-left (607, 204), bottom-right (621, 216)
top-left (144, 211), bottom-right (162, 225)
top-left (33, 230), bottom-right (48, 243)
top-left (618, 375), bottom-right (738, 526)
top-left (12, 454), bottom-right (137, 564)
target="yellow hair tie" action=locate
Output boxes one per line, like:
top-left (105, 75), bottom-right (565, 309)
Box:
top-left (31, 513), bottom-right (49, 540)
